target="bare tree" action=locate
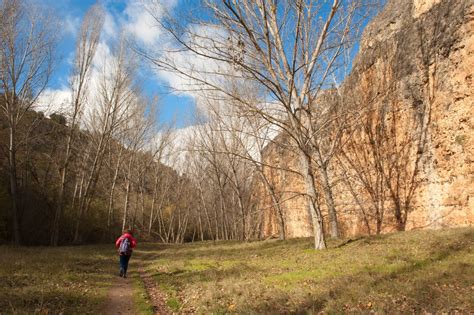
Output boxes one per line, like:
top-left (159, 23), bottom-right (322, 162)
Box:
top-left (50, 4), bottom-right (104, 246)
top-left (73, 36), bottom-right (137, 243)
top-left (206, 93), bottom-right (289, 240)
top-left (144, 0), bottom-right (376, 248)
top-left (147, 128), bottom-right (173, 236)
top-left (120, 96), bottom-right (156, 231)
top-left (106, 141), bottom-right (124, 230)
top-left (0, 0), bottom-right (58, 244)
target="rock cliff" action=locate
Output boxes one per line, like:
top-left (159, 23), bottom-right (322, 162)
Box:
top-left (259, 0), bottom-right (474, 238)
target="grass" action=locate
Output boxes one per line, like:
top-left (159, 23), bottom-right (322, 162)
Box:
top-left (0, 244), bottom-right (116, 314)
top-left (1, 228), bottom-right (472, 313)
top-left (131, 274), bottom-right (155, 315)
top-left (135, 227), bottom-right (474, 314)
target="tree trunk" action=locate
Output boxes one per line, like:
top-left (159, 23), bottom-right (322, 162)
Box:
top-left (51, 165), bottom-right (66, 246)
top-left (73, 137), bottom-right (105, 243)
top-left (148, 173), bottom-right (159, 236)
top-left (217, 183), bottom-right (228, 240)
top-left (8, 126), bottom-right (21, 245)
top-left (198, 183), bottom-right (214, 240)
top-left (319, 165), bottom-right (339, 239)
top-left (394, 201), bottom-right (406, 231)
top-left (197, 210), bottom-right (204, 241)
top-left (108, 147), bottom-right (123, 229)
top-left (299, 151), bottom-right (326, 250)
top-left (51, 126), bottom-right (75, 246)
top-left (259, 172), bottom-right (286, 240)
top-left (122, 179), bottom-right (131, 231)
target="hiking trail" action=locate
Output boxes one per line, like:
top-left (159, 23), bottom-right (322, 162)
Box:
top-left (103, 276), bottom-right (135, 315)
top-left (138, 266), bottom-right (170, 314)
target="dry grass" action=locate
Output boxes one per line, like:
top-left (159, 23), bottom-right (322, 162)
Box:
top-left (1, 228), bottom-right (472, 314)
top-left (0, 244), bottom-right (116, 314)
top-left (135, 227), bottom-right (474, 314)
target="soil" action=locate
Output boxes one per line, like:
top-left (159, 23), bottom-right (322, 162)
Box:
top-left (139, 266), bottom-right (170, 315)
top-left (103, 276), bottom-right (135, 315)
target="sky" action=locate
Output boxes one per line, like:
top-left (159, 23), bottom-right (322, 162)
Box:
top-left (42, 0), bottom-right (197, 129)
top-left (34, 0), bottom-right (383, 172)
top-left (39, 0), bottom-right (381, 132)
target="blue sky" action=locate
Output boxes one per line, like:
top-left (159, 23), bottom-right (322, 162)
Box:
top-left (44, 0), bottom-right (197, 129)
top-left (42, 0), bottom-right (381, 129)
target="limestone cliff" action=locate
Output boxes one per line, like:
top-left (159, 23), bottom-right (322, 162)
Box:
top-left (259, 0), bottom-right (474, 238)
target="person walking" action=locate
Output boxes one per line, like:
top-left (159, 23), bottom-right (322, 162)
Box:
top-left (115, 229), bottom-right (137, 278)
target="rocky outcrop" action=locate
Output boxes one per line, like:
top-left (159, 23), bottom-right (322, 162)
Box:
top-left (259, 0), bottom-right (474, 238)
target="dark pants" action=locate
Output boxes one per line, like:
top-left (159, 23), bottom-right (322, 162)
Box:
top-left (119, 254), bottom-right (131, 275)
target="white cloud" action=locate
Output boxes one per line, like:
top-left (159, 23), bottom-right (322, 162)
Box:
top-left (103, 10), bottom-right (118, 40)
top-left (123, 0), bottom-right (166, 45)
top-left (151, 23), bottom-right (235, 110)
top-left (37, 40), bottom-right (119, 127)
top-left (160, 124), bottom-right (198, 171)
top-left (36, 87), bottom-right (71, 116)
top-left (63, 15), bottom-right (80, 37)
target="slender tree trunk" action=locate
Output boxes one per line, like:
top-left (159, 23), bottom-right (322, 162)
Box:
top-left (319, 165), bottom-right (339, 239)
top-left (139, 183), bottom-right (145, 227)
top-left (122, 179), bottom-right (131, 231)
top-left (8, 126), bottom-right (21, 245)
top-left (179, 214), bottom-right (190, 243)
top-left (217, 184), bottom-right (229, 240)
top-left (299, 151), bottom-right (326, 250)
top-left (108, 147), bottom-right (123, 228)
top-left (197, 210), bottom-right (204, 241)
top-left (259, 172), bottom-right (286, 240)
top-left (236, 190), bottom-right (246, 241)
top-left (214, 205), bottom-right (220, 241)
top-left (73, 136), bottom-right (105, 243)
top-left (51, 164), bottom-right (67, 246)
top-left (51, 124), bottom-right (76, 246)
top-left (148, 173), bottom-right (159, 236)
top-left (165, 212), bottom-right (175, 243)
top-left (230, 165), bottom-right (247, 241)
top-left (198, 183), bottom-right (214, 240)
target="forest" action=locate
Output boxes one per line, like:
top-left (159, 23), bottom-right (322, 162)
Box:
top-left (1, 0), bottom-right (470, 250)
top-left (1, 0), bottom-right (473, 313)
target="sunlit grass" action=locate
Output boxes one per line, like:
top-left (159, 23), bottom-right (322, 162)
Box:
top-left (132, 274), bottom-right (154, 315)
top-left (2, 228), bottom-right (471, 313)
top-left (135, 227), bottom-right (474, 313)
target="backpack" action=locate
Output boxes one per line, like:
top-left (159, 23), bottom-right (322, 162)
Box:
top-left (119, 237), bottom-right (131, 255)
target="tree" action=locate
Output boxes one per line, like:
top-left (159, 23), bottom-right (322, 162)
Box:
top-left (145, 0), bottom-right (376, 249)
top-left (51, 3), bottom-right (104, 246)
top-left (73, 36), bottom-right (137, 243)
top-left (147, 127), bottom-right (173, 236)
top-left (119, 94), bottom-right (156, 232)
top-left (0, 0), bottom-right (58, 244)
top-left (204, 91), bottom-right (291, 240)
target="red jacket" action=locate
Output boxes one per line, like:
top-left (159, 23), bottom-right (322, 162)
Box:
top-left (115, 233), bottom-right (137, 251)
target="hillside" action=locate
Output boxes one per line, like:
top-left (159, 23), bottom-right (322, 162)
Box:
top-left (1, 228), bottom-right (472, 313)
top-left (0, 110), bottom-right (187, 245)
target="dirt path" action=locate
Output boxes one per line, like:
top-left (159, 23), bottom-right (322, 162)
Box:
top-left (138, 266), bottom-right (170, 315)
top-left (103, 276), bottom-right (135, 315)
top-left (103, 265), bottom-right (170, 314)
